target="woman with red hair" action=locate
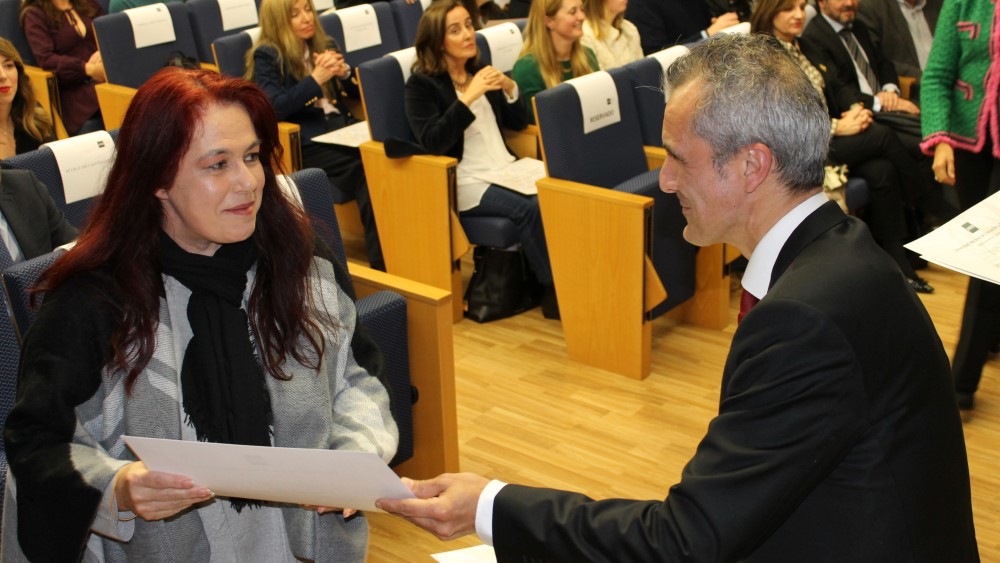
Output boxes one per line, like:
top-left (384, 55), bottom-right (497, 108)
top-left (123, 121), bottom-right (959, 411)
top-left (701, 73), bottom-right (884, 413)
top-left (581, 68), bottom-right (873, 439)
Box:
top-left (1, 68), bottom-right (397, 562)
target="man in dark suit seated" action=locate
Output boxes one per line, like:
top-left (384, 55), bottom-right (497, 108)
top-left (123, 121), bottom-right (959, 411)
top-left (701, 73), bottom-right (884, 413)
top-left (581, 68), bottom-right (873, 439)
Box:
top-left (625, 0), bottom-right (739, 54)
top-left (0, 169), bottom-right (78, 264)
top-left (857, 0), bottom-right (941, 83)
top-left (376, 33), bottom-right (980, 562)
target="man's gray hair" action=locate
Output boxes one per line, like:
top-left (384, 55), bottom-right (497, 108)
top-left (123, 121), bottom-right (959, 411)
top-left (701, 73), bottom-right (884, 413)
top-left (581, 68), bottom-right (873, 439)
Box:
top-left (664, 33), bottom-right (829, 192)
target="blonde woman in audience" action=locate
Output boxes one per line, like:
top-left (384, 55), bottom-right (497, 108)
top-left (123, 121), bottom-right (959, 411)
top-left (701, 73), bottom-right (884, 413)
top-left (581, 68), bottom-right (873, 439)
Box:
top-left (1, 67), bottom-right (397, 562)
top-left (247, 0), bottom-right (384, 270)
top-left (512, 0), bottom-right (598, 122)
top-left (751, 0), bottom-right (935, 293)
top-left (0, 37), bottom-right (54, 158)
top-left (405, 0), bottom-right (557, 318)
top-left (20, 0), bottom-right (105, 135)
top-left (580, 0), bottom-right (642, 70)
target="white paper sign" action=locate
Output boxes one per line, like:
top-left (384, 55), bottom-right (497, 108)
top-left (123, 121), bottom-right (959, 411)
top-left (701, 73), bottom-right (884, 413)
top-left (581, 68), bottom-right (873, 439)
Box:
top-left (387, 46), bottom-right (417, 82)
top-left (432, 545), bottom-right (497, 563)
top-left (124, 436), bottom-right (415, 512)
top-left (311, 120), bottom-right (372, 147)
top-left (218, 0), bottom-right (258, 31)
top-left (647, 45), bottom-right (689, 102)
top-left (566, 71), bottom-right (620, 135)
top-left (243, 26), bottom-right (262, 45)
top-left (338, 4), bottom-right (382, 53)
top-left (313, 0), bottom-right (334, 12)
top-left (124, 3), bottom-right (176, 49)
top-left (43, 131), bottom-right (115, 204)
top-left (905, 189), bottom-right (1000, 284)
top-left (478, 22), bottom-right (522, 73)
top-left (718, 22), bottom-right (751, 35)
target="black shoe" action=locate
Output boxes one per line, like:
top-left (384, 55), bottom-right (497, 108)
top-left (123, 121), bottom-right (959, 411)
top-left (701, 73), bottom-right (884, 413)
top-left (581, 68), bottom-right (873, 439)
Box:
top-left (907, 276), bottom-right (934, 294)
top-left (907, 250), bottom-right (928, 271)
top-left (541, 286), bottom-right (560, 320)
top-left (956, 391), bottom-right (975, 411)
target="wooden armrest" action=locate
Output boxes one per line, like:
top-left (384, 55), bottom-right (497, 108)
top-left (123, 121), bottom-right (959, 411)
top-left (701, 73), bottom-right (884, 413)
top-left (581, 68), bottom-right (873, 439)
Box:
top-left (537, 176), bottom-right (656, 379)
top-left (503, 124), bottom-right (540, 159)
top-left (899, 76), bottom-right (916, 100)
top-left (200, 62), bottom-right (220, 74)
top-left (359, 141), bottom-right (467, 322)
top-left (348, 264), bottom-right (460, 479)
top-left (95, 83), bottom-right (137, 131)
top-left (644, 146), bottom-right (666, 171)
top-left (23, 65), bottom-right (69, 139)
top-left (277, 122), bottom-right (302, 172)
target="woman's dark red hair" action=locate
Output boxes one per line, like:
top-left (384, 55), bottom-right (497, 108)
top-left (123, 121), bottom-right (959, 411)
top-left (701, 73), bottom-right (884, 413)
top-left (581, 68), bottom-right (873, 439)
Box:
top-left (36, 67), bottom-right (323, 390)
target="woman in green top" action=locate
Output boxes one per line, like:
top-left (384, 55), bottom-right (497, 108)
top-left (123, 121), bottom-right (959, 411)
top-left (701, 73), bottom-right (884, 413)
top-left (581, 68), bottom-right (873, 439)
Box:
top-left (512, 0), bottom-right (598, 123)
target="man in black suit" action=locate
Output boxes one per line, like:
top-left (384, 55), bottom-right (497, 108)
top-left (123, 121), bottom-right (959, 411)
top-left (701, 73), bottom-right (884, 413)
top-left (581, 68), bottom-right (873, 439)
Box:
top-left (624, 0), bottom-right (738, 54)
top-left (0, 168), bottom-right (77, 264)
top-left (377, 34), bottom-right (979, 562)
top-left (857, 0), bottom-right (941, 81)
top-left (801, 0), bottom-right (920, 117)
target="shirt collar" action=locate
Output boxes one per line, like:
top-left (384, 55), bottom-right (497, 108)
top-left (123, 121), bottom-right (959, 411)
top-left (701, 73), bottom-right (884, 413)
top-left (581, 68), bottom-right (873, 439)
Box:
top-left (821, 12), bottom-right (847, 33)
top-left (741, 192), bottom-right (828, 300)
top-left (897, 0), bottom-right (926, 10)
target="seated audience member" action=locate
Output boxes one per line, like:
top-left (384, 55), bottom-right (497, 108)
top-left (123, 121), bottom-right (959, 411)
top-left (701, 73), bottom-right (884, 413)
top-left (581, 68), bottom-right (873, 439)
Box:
top-left (405, 0), bottom-right (556, 317)
top-left (512, 0), bottom-right (598, 123)
top-left (0, 38), bottom-right (55, 158)
top-left (377, 33), bottom-right (978, 561)
top-left (580, 0), bottom-right (642, 70)
top-left (248, 0), bottom-right (384, 270)
top-left (857, 0), bottom-right (940, 82)
top-left (20, 0), bottom-right (105, 136)
top-left (1, 68), bottom-right (398, 562)
top-left (0, 168), bottom-right (77, 261)
top-left (624, 0), bottom-right (739, 54)
top-left (752, 0), bottom-right (933, 293)
top-left (707, 0), bottom-right (755, 20)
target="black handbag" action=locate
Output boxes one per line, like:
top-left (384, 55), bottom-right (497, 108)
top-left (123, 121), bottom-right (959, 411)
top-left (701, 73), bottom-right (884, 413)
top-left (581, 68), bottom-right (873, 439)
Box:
top-left (464, 246), bottom-right (542, 323)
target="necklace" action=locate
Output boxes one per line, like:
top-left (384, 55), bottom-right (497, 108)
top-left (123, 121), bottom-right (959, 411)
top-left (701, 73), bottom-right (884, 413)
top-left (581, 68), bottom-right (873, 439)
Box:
top-left (451, 73), bottom-right (472, 91)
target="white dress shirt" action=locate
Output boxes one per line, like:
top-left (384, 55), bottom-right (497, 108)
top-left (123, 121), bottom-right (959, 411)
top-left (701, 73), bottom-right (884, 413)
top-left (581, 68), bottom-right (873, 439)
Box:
top-left (897, 0), bottom-right (934, 70)
top-left (455, 86), bottom-right (519, 212)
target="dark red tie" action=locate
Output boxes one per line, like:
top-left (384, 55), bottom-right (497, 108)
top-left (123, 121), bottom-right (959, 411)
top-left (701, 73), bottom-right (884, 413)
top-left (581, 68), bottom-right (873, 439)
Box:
top-left (738, 289), bottom-right (759, 325)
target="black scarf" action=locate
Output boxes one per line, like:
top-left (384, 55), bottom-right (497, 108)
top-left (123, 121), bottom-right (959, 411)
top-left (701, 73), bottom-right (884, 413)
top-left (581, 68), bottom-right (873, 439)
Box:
top-left (160, 233), bottom-right (272, 508)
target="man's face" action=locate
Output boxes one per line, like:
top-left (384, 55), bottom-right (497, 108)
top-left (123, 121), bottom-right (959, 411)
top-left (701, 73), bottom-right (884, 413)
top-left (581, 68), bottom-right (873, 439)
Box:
top-left (659, 83), bottom-right (745, 248)
top-left (819, 0), bottom-right (857, 25)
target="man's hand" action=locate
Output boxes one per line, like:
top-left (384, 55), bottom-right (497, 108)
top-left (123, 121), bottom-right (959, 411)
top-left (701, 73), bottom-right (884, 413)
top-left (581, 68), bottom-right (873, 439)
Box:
top-left (706, 12), bottom-right (740, 36)
top-left (876, 91), bottom-right (920, 114)
top-left (376, 473), bottom-right (490, 540)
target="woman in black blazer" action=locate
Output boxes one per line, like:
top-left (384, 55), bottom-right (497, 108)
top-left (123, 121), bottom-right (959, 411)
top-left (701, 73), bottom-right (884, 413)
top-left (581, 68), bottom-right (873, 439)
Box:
top-left (247, 0), bottom-right (383, 270)
top-left (405, 0), bottom-right (555, 316)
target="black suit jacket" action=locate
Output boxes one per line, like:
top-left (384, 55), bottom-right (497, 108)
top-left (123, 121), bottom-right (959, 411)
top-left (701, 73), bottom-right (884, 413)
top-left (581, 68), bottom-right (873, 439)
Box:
top-left (624, 0), bottom-right (712, 54)
top-left (800, 15), bottom-right (901, 116)
top-left (403, 69), bottom-right (527, 160)
top-left (492, 202), bottom-right (979, 562)
top-left (856, 0), bottom-right (941, 79)
top-left (0, 169), bottom-right (78, 261)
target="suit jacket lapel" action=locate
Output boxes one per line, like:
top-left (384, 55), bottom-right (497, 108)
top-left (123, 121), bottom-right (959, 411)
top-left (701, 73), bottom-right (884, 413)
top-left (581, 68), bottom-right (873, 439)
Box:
top-left (0, 180), bottom-right (37, 259)
top-left (769, 201), bottom-right (849, 290)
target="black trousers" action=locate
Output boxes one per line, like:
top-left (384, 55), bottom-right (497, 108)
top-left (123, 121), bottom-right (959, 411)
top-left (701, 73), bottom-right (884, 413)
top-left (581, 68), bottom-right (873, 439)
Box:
top-left (951, 145), bottom-right (1000, 394)
top-left (301, 141), bottom-right (384, 269)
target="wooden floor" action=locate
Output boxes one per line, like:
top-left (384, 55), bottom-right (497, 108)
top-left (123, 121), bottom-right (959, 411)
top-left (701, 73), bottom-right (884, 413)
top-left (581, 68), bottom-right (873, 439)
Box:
top-left (345, 241), bottom-right (999, 562)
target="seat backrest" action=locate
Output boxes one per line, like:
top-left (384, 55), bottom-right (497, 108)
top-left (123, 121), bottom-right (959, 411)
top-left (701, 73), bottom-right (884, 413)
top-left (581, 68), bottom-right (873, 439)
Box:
top-left (0, 0), bottom-right (37, 66)
top-left (211, 30), bottom-right (255, 77)
top-left (286, 168), bottom-right (349, 268)
top-left (186, 0), bottom-right (259, 64)
top-left (0, 276), bottom-right (20, 514)
top-left (625, 56), bottom-right (668, 148)
top-left (1, 145), bottom-right (99, 228)
top-left (318, 3), bottom-right (402, 69)
top-left (0, 250), bottom-right (62, 345)
top-left (534, 67), bottom-right (648, 188)
top-left (357, 50), bottom-right (415, 142)
top-left (474, 22), bottom-right (523, 74)
top-left (93, 3), bottom-right (200, 88)
top-left (388, 0), bottom-right (422, 47)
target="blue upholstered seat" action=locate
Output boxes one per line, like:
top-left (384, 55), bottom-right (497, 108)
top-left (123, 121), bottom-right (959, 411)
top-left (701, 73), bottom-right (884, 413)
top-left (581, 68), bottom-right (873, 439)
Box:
top-left (187, 0), bottom-right (260, 64)
top-left (93, 3), bottom-right (200, 88)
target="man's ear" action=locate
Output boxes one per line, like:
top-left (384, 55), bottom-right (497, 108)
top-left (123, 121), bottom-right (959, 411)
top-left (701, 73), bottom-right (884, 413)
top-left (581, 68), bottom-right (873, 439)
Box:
top-left (743, 143), bottom-right (773, 193)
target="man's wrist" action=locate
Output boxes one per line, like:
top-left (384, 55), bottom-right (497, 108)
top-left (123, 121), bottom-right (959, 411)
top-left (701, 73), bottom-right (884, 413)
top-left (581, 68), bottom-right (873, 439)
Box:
top-left (475, 480), bottom-right (508, 546)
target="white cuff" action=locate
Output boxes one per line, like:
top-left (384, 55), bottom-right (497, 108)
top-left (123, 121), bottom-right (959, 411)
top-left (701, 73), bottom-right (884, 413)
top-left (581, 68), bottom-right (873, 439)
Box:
top-left (475, 479), bottom-right (507, 546)
top-left (92, 475), bottom-right (136, 541)
top-left (505, 84), bottom-right (520, 104)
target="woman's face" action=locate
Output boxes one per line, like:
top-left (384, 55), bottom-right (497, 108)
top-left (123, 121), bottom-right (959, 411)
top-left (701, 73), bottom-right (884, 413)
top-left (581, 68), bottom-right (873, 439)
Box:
top-left (157, 103), bottom-right (265, 256)
top-left (0, 54), bottom-right (18, 109)
top-left (441, 6), bottom-right (477, 66)
top-left (290, 0), bottom-right (316, 42)
top-left (773, 0), bottom-right (807, 42)
top-left (546, 0), bottom-right (586, 43)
